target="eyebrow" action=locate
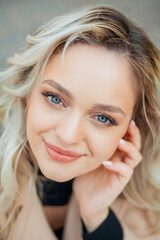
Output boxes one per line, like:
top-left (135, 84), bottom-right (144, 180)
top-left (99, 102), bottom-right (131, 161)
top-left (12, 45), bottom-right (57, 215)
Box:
top-left (42, 79), bottom-right (74, 99)
top-left (92, 104), bottom-right (126, 116)
top-left (42, 79), bottom-right (126, 116)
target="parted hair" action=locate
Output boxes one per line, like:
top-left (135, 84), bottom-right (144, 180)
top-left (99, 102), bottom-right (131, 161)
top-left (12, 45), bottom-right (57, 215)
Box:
top-left (0, 5), bottom-right (160, 239)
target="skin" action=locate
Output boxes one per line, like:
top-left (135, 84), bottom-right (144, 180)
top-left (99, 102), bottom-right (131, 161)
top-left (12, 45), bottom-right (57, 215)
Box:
top-left (26, 44), bottom-right (142, 231)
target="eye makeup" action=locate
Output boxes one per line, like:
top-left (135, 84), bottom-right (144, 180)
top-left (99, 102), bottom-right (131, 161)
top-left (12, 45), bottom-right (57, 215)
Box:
top-left (41, 91), bottom-right (67, 108)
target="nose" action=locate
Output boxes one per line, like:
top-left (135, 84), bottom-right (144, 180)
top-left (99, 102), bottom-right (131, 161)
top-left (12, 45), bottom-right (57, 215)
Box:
top-left (55, 111), bottom-right (85, 145)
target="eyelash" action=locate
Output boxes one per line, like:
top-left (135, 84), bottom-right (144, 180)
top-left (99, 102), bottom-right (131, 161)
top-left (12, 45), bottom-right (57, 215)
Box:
top-left (92, 114), bottom-right (118, 126)
top-left (42, 91), bottom-right (66, 107)
top-left (41, 91), bottom-right (118, 127)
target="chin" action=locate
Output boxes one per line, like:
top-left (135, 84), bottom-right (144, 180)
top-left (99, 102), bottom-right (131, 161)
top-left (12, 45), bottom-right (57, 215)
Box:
top-left (39, 167), bottom-right (75, 182)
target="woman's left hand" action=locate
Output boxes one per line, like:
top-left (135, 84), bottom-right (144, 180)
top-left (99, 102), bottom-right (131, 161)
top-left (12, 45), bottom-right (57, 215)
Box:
top-left (73, 121), bottom-right (142, 232)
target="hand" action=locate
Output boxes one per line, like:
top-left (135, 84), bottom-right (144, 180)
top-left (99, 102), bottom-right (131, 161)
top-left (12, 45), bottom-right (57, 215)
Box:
top-left (73, 120), bottom-right (142, 232)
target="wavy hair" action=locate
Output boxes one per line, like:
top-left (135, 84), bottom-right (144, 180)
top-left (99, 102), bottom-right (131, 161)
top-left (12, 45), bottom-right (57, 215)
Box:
top-left (0, 5), bottom-right (160, 239)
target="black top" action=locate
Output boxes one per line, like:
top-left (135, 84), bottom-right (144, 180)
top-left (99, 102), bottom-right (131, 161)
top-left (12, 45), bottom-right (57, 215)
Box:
top-left (37, 171), bottom-right (123, 240)
top-left (82, 210), bottom-right (123, 240)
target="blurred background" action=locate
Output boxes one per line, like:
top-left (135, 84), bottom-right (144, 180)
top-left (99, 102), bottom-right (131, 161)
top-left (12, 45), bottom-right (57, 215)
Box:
top-left (0, 0), bottom-right (160, 71)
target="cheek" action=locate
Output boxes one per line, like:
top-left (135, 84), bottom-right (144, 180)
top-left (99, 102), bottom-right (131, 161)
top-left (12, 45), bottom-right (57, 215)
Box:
top-left (87, 128), bottom-right (124, 162)
top-left (26, 99), bottom-right (57, 139)
top-left (26, 100), bottom-right (50, 144)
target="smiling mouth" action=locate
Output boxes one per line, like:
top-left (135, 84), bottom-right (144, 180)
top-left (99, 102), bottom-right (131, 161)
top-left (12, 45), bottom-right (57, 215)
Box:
top-left (44, 140), bottom-right (84, 163)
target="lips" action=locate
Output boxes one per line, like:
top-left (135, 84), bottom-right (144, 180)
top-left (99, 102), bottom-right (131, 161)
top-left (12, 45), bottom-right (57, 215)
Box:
top-left (44, 140), bottom-right (84, 163)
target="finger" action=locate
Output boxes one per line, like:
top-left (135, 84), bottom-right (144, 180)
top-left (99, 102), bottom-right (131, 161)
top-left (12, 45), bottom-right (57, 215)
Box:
top-left (118, 139), bottom-right (142, 168)
top-left (102, 160), bottom-right (133, 179)
top-left (124, 157), bottom-right (141, 168)
top-left (127, 120), bottom-right (141, 150)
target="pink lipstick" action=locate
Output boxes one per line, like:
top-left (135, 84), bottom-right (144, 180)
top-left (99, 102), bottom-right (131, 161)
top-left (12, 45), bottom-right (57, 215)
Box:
top-left (44, 141), bottom-right (84, 163)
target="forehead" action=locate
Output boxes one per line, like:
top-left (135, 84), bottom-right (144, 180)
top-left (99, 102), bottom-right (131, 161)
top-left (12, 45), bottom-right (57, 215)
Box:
top-left (45, 44), bottom-right (133, 85)
top-left (42, 44), bottom-right (136, 113)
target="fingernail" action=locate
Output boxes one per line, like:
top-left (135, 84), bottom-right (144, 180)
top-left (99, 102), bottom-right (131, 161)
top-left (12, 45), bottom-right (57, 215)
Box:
top-left (131, 120), bottom-right (136, 127)
top-left (119, 139), bottom-right (127, 146)
top-left (102, 160), bottom-right (113, 166)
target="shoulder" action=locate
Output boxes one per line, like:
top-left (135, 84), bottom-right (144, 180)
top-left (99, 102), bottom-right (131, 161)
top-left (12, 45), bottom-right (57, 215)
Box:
top-left (111, 197), bottom-right (160, 240)
top-left (11, 176), bottom-right (58, 240)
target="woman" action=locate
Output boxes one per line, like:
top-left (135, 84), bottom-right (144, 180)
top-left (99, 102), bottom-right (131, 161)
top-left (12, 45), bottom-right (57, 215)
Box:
top-left (0, 5), bottom-right (160, 240)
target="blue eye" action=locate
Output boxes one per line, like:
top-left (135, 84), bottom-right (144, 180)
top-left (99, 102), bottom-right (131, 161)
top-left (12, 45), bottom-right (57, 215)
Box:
top-left (41, 91), bottom-right (66, 107)
top-left (95, 115), bottom-right (110, 124)
top-left (93, 114), bottom-right (118, 126)
top-left (48, 95), bottom-right (63, 105)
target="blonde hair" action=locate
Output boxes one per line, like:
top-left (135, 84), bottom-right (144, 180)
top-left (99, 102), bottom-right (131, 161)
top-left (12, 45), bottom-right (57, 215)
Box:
top-left (0, 5), bottom-right (160, 239)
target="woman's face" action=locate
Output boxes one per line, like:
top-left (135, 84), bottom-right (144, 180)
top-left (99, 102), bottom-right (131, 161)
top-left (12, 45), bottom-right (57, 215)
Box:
top-left (26, 44), bottom-right (136, 181)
